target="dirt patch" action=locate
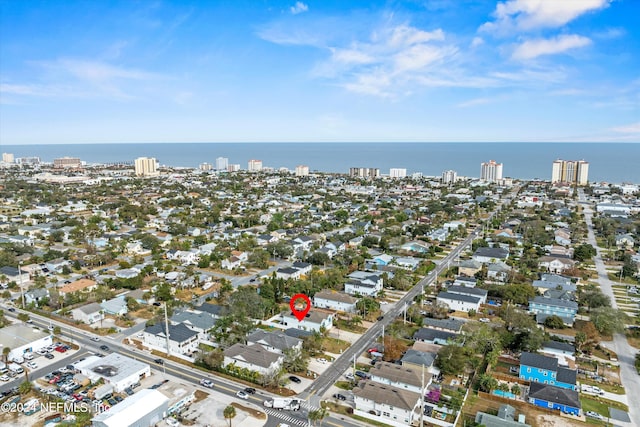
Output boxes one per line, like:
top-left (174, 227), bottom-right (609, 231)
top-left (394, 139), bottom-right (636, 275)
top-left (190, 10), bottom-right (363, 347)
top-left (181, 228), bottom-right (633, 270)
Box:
top-left (193, 389), bottom-right (208, 403)
top-left (231, 402), bottom-right (267, 419)
top-left (536, 414), bottom-right (580, 427)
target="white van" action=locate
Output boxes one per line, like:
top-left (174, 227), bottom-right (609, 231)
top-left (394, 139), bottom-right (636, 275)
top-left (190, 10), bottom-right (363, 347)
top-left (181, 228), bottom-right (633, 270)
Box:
top-left (8, 363), bottom-right (24, 374)
top-left (23, 352), bottom-right (34, 361)
top-left (9, 355), bottom-right (24, 364)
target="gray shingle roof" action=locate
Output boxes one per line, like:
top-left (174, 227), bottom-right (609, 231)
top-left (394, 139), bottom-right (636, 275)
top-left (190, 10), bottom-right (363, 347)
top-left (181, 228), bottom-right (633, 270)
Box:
top-left (542, 341), bottom-right (575, 353)
top-left (401, 349), bottom-right (436, 368)
top-left (528, 382), bottom-right (580, 409)
top-left (556, 367), bottom-right (577, 385)
top-left (223, 343), bottom-right (282, 369)
top-left (413, 328), bottom-right (456, 342)
top-left (530, 296), bottom-right (578, 309)
top-left (246, 330), bottom-right (302, 352)
top-left (520, 352), bottom-right (557, 371)
top-left (474, 247), bottom-right (509, 259)
top-left (145, 322), bottom-right (199, 343)
top-left (437, 291), bottom-right (481, 304)
top-left (446, 285), bottom-right (488, 297)
top-left (421, 317), bottom-right (464, 332)
top-left (353, 381), bottom-right (420, 411)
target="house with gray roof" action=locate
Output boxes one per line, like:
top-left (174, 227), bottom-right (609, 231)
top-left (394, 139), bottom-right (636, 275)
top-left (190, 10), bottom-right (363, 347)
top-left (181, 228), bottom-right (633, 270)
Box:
top-left (527, 382), bottom-right (581, 416)
top-left (400, 350), bottom-right (437, 374)
top-left (446, 285), bottom-right (488, 304)
top-left (436, 291), bottom-right (481, 313)
top-left (71, 302), bottom-right (104, 325)
top-left (222, 343), bottom-right (284, 377)
top-left (24, 288), bottom-right (49, 305)
top-left (413, 328), bottom-right (456, 345)
top-left (246, 330), bottom-right (302, 355)
top-left (170, 309), bottom-right (217, 340)
top-left (369, 362), bottom-right (428, 394)
top-left (142, 323), bottom-right (199, 356)
top-left (100, 295), bottom-right (128, 316)
top-left (475, 404), bottom-right (531, 427)
top-left (353, 381), bottom-right (421, 427)
top-left (313, 289), bottom-right (358, 313)
top-left (472, 247), bottom-right (509, 263)
top-left (421, 317), bottom-right (464, 333)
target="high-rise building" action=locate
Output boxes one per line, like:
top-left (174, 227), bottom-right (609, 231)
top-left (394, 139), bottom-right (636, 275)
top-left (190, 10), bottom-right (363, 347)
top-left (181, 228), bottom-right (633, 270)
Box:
top-left (228, 164), bottom-right (241, 172)
top-left (199, 162), bottom-right (213, 171)
top-left (53, 157), bottom-right (82, 168)
top-left (215, 157), bottom-right (229, 171)
top-left (442, 170), bottom-right (458, 185)
top-left (480, 160), bottom-right (503, 182)
top-left (16, 157), bottom-right (40, 165)
top-left (295, 165), bottom-right (309, 176)
top-left (551, 159), bottom-right (589, 186)
top-left (248, 159), bottom-right (263, 171)
top-left (2, 153), bottom-right (14, 163)
top-left (389, 168), bottom-right (407, 178)
top-left (349, 167), bottom-right (380, 179)
top-left (134, 157), bottom-right (159, 176)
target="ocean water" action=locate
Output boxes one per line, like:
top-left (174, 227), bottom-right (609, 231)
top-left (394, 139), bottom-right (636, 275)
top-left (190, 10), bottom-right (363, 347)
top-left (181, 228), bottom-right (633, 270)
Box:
top-left (2, 142), bottom-right (639, 183)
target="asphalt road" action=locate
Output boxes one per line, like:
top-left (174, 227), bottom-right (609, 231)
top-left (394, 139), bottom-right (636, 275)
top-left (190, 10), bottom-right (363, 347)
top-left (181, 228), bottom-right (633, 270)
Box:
top-left (580, 191), bottom-right (640, 427)
top-left (304, 186), bottom-right (519, 399)
top-left (0, 308), bottom-right (366, 427)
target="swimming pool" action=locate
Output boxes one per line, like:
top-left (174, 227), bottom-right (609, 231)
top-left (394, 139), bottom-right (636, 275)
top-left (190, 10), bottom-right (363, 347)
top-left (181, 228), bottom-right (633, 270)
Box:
top-left (493, 390), bottom-right (516, 399)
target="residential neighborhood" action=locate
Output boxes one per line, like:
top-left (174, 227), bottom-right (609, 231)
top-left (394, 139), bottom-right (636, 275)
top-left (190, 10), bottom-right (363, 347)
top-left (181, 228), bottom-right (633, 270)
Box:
top-left (0, 161), bottom-right (638, 427)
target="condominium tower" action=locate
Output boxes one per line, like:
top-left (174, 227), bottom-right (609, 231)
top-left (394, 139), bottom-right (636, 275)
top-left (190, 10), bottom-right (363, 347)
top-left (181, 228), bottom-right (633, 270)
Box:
top-left (480, 160), bottom-right (503, 183)
top-left (441, 170), bottom-right (458, 185)
top-left (551, 159), bottom-right (589, 186)
top-left (389, 168), bottom-right (407, 178)
top-left (247, 159), bottom-right (263, 171)
top-left (350, 167), bottom-right (380, 179)
top-left (134, 157), bottom-right (159, 176)
top-left (295, 165), bottom-right (309, 176)
top-left (215, 157), bottom-right (229, 171)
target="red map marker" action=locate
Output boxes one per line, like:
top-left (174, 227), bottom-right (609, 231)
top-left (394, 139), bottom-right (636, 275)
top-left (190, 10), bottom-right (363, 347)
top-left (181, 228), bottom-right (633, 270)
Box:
top-left (290, 293), bottom-right (311, 321)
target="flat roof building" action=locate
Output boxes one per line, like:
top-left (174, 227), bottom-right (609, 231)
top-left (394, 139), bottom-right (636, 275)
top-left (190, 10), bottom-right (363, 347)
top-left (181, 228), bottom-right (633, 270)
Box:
top-left (0, 324), bottom-right (53, 360)
top-left (76, 353), bottom-right (151, 392)
top-left (92, 388), bottom-right (169, 427)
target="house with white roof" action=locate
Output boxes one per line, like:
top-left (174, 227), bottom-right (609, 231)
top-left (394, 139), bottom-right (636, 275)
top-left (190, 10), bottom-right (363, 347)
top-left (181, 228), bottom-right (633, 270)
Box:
top-left (313, 290), bottom-right (358, 313)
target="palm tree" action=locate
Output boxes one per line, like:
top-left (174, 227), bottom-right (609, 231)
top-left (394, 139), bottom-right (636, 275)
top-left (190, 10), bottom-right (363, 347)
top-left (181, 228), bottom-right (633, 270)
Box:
top-left (223, 405), bottom-right (236, 427)
top-left (308, 408), bottom-right (329, 427)
top-left (2, 347), bottom-right (10, 364)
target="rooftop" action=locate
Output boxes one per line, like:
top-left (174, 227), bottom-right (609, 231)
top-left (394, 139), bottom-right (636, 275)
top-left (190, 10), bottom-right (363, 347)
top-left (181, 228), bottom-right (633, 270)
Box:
top-left (353, 381), bottom-right (420, 411)
top-left (0, 323), bottom-right (50, 348)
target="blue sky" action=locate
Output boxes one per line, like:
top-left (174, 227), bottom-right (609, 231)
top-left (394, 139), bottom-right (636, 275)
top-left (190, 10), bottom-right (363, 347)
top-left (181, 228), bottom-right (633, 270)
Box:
top-left (1, 0), bottom-right (638, 144)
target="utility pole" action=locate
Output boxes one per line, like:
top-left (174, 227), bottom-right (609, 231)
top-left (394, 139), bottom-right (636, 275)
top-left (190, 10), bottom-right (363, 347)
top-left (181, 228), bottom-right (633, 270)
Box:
top-left (18, 262), bottom-right (25, 309)
top-left (420, 363), bottom-right (425, 427)
top-left (403, 302), bottom-right (407, 325)
top-left (164, 302), bottom-right (171, 358)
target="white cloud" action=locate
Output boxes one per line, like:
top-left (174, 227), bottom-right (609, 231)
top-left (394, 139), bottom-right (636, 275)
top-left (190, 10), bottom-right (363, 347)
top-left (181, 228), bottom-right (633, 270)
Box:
top-left (512, 34), bottom-right (591, 60)
top-left (612, 122), bottom-right (640, 134)
top-left (290, 2), bottom-right (308, 15)
top-left (481, 0), bottom-right (611, 33)
top-left (470, 37), bottom-right (484, 48)
top-left (456, 97), bottom-right (493, 108)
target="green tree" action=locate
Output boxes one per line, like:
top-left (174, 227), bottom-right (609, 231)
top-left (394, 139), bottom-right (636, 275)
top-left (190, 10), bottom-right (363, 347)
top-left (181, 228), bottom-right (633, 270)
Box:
top-left (308, 408), bottom-right (329, 426)
top-left (223, 405), bottom-right (236, 427)
top-left (590, 307), bottom-right (627, 335)
top-left (544, 315), bottom-right (566, 330)
top-left (435, 345), bottom-right (469, 375)
top-left (574, 244), bottom-right (596, 262)
top-left (477, 374), bottom-right (498, 392)
top-left (283, 348), bottom-right (308, 373)
top-left (19, 381), bottom-right (32, 395)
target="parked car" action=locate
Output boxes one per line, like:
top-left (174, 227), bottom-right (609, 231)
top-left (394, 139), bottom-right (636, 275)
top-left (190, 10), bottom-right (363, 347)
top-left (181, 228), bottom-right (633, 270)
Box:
top-left (236, 390), bottom-right (249, 400)
top-left (355, 371), bottom-right (369, 379)
top-left (288, 376), bottom-right (301, 384)
top-left (45, 353), bottom-right (54, 359)
top-left (345, 373), bottom-right (354, 380)
top-left (317, 358), bottom-right (328, 364)
top-left (333, 393), bottom-right (346, 401)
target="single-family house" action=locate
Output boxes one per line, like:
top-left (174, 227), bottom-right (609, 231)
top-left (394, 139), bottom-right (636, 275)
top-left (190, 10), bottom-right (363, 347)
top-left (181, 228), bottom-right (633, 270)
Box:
top-left (100, 296), bottom-right (128, 316)
top-left (413, 328), bottom-right (456, 345)
top-left (400, 350), bottom-right (437, 375)
top-left (527, 382), bottom-right (581, 416)
top-left (353, 382), bottom-right (421, 427)
top-left (529, 296), bottom-right (578, 326)
top-left (280, 310), bottom-right (333, 332)
top-left (458, 259), bottom-right (483, 277)
top-left (292, 261), bottom-right (312, 276)
top-left (313, 290), bottom-right (358, 313)
top-left (369, 362), bottom-right (428, 394)
top-left (24, 288), bottom-right (49, 305)
top-left (453, 276), bottom-right (477, 288)
top-left (472, 247), bottom-right (509, 264)
top-left (170, 309), bottom-right (217, 341)
top-left (59, 278), bottom-right (97, 296)
top-left (421, 317), bottom-right (464, 333)
top-left (615, 233), bottom-right (635, 249)
top-left (554, 229), bottom-right (572, 246)
top-left (222, 343), bottom-right (284, 377)
top-left (395, 257), bottom-right (421, 270)
top-left (142, 323), bottom-right (200, 356)
top-left (344, 271), bottom-right (384, 297)
top-left (445, 285), bottom-right (488, 304)
top-left (541, 341), bottom-right (575, 364)
top-left (45, 258), bottom-right (69, 274)
top-left (428, 228), bottom-right (449, 242)
top-left (475, 404), bottom-right (531, 427)
top-left (246, 330), bottom-right (303, 355)
top-left (538, 256), bottom-right (576, 274)
top-left (0, 266), bottom-right (30, 286)
top-left (275, 267), bottom-right (301, 280)
top-left (71, 302), bottom-right (104, 325)
top-left (487, 261), bottom-right (512, 282)
top-left (436, 291), bottom-right (481, 313)
top-left (519, 352), bottom-right (577, 390)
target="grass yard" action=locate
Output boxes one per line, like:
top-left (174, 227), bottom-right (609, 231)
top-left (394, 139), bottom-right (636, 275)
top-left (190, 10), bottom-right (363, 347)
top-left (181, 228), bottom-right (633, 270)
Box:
top-left (580, 396), bottom-right (610, 417)
top-left (322, 336), bottom-right (351, 353)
